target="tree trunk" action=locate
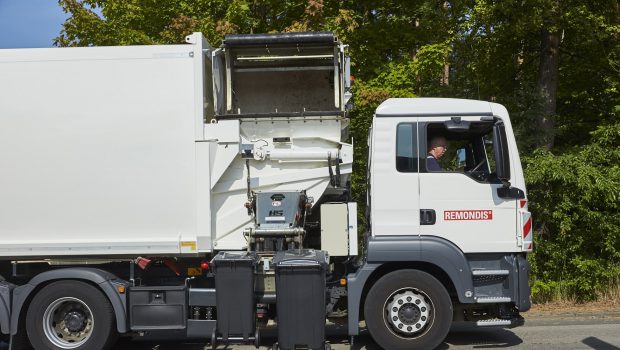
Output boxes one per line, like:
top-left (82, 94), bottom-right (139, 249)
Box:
top-left (441, 62), bottom-right (450, 86)
top-left (537, 28), bottom-right (561, 150)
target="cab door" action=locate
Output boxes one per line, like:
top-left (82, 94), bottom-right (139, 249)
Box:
top-left (417, 116), bottom-right (517, 253)
top-left (370, 117), bottom-right (420, 237)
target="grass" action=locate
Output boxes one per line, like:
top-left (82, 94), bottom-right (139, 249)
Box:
top-left (598, 281), bottom-right (620, 307)
top-left (530, 280), bottom-right (620, 314)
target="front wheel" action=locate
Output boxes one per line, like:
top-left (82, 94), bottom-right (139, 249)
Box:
top-left (364, 270), bottom-right (452, 350)
top-left (26, 280), bottom-right (117, 350)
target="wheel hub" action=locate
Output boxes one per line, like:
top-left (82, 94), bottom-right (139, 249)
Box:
top-left (385, 290), bottom-right (431, 336)
top-left (398, 304), bottom-right (420, 324)
top-left (64, 311), bottom-right (86, 332)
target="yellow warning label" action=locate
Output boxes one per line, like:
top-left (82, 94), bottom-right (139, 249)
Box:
top-left (180, 241), bottom-right (197, 251)
top-left (187, 267), bottom-right (202, 276)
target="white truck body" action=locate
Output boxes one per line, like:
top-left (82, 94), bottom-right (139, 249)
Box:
top-left (0, 43), bottom-right (203, 256)
top-left (0, 33), bottom-right (353, 257)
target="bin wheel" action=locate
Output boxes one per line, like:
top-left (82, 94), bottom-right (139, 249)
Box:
top-left (211, 328), bottom-right (217, 350)
top-left (271, 342), bottom-right (279, 350)
top-left (254, 328), bottom-right (261, 348)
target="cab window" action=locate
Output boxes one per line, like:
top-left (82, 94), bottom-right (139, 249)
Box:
top-left (423, 121), bottom-right (500, 183)
top-left (396, 123), bottom-right (418, 173)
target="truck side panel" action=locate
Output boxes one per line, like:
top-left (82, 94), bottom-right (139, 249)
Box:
top-left (0, 45), bottom-right (200, 257)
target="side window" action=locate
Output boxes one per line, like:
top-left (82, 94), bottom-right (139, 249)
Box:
top-left (396, 123), bottom-right (418, 172)
top-left (423, 121), bottom-right (500, 183)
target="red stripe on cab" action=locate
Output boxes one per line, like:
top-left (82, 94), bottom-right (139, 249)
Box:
top-left (523, 217), bottom-right (532, 239)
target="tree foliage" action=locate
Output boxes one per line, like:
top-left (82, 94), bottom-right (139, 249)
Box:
top-left (526, 123), bottom-right (620, 301)
top-left (56, 0), bottom-right (620, 301)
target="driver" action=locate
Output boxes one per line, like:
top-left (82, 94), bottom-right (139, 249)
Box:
top-left (427, 136), bottom-right (447, 171)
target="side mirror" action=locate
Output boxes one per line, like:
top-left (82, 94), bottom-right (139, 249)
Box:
top-left (497, 186), bottom-right (525, 199)
top-left (493, 122), bottom-right (511, 182)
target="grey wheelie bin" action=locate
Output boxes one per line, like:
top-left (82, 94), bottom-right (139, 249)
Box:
top-left (211, 251), bottom-right (258, 346)
top-left (273, 249), bottom-right (329, 350)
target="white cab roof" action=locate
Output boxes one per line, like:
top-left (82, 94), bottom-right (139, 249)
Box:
top-left (375, 98), bottom-right (494, 116)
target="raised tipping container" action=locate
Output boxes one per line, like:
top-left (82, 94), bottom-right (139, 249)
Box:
top-left (211, 251), bottom-right (257, 344)
top-left (273, 249), bottom-right (328, 350)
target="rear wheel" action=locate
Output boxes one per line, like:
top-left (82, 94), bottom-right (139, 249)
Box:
top-left (364, 270), bottom-right (452, 350)
top-left (26, 280), bottom-right (117, 350)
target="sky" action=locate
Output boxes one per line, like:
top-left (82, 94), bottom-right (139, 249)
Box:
top-left (0, 0), bottom-right (68, 49)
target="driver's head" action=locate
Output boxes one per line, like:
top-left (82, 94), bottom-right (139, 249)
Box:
top-left (429, 136), bottom-right (448, 159)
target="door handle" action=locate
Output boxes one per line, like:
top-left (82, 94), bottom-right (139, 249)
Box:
top-left (420, 209), bottom-right (436, 225)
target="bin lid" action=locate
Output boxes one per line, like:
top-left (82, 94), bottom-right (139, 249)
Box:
top-left (211, 251), bottom-right (257, 264)
top-left (273, 249), bottom-right (328, 268)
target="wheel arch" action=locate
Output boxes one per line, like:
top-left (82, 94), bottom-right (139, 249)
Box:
top-left (364, 235), bottom-right (474, 303)
top-left (10, 268), bottom-right (129, 335)
top-left (0, 280), bottom-right (14, 335)
top-left (359, 261), bottom-right (458, 318)
top-left (347, 235), bottom-right (475, 336)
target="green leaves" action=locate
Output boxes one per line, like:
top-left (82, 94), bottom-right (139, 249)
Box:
top-left (526, 123), bottom-right (620, 301)
top-left (55, 0), bottom-right (362, 47)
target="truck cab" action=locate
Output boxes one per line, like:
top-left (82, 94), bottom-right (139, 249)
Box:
top-left (345, 98), bottom-right (532, 350)
top-left (370, 98), bottom-right (531, 253)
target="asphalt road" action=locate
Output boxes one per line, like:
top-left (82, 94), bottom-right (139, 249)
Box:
top-left (4, 313), bottom-right (619, 350)
top-left (113, 313), bottom-right (620, 350)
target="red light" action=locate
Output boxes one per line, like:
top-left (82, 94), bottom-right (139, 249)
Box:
top-left (200, 261), bottom-right (210, 270)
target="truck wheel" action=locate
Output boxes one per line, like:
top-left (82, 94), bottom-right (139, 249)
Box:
top-left (26, 280), bottom-right (117, 350)
top-left (364, 270), bottom-right (452, 350)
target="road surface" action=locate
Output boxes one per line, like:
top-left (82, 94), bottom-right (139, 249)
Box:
top-left (3, 312), bottom-right (618, 349)
top-left (114, 312), bottom-right (620, 350)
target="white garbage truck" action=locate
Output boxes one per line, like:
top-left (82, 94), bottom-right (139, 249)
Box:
top-left (0, 32), bottom-right (532, 350)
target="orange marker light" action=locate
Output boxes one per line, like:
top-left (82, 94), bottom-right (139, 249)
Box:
top-left (340, 278), bottom-right (347, 286)
top-left (117, 285), bottom-right (126, 294)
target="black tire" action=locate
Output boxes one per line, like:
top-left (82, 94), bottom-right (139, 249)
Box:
top-left (364, 270), bottom-right (452, 350)
top-left (26, 280), bottom-right (117, 350)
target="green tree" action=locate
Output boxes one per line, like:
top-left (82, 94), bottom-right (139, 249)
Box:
top-left (56, 0), bottom-right (358, 47)
top-left (526, 123), bottom-right (620, 301)
top-left (449, 0), bottom-right (620, 152)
